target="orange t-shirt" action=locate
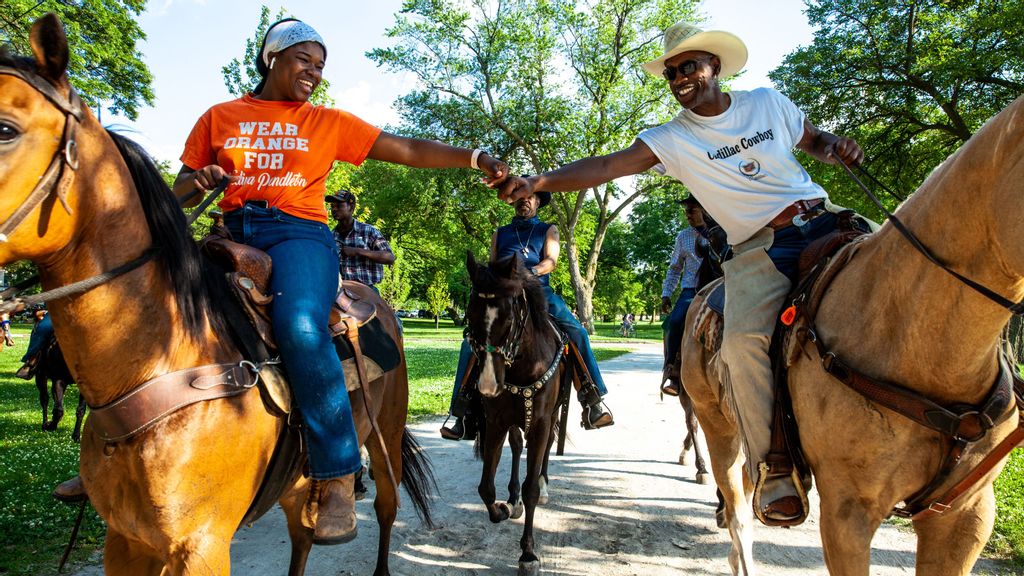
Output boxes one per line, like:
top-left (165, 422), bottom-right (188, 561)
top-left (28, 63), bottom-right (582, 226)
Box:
top-left (180, 94), bottom-right (382, 223)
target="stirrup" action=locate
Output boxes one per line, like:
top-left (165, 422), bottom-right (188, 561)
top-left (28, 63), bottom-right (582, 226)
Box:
top-left (752, 463), bottom-right (809, 527)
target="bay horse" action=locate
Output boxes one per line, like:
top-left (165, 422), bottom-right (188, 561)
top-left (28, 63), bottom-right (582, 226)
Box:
top-left (465, 252), bottom-right (566, 576)
top-left (36, 335), bottom-right (86, 441)
top-left (0, 14), bottom-right (432, 576)
top-left (681, 95), bottom-right (1024, 575)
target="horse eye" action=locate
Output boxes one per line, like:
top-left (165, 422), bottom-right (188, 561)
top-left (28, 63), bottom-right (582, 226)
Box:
top-left (0, 122), bottom-right (19, 143)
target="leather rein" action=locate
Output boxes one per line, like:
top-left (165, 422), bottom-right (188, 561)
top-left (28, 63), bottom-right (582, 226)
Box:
top-left (793, 162), bottom-right (1024, 520)
top-left (0, 66), bottom-right (156, 314)
top-left (468, 288), bottom-right (565, 433)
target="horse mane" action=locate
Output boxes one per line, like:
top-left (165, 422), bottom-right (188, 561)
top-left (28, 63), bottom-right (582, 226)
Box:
top-left (106, 131), bottom-right (228, 337)
top-left (476, 255), bottom-right (551, 334)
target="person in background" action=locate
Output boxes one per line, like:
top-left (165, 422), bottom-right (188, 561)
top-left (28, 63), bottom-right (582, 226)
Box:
top-left (327, 190), bottom-right (395, 293)
top-left (440, 191), bottom-right (613, 440)
top-left (660, 195), bottom-right (707, 396)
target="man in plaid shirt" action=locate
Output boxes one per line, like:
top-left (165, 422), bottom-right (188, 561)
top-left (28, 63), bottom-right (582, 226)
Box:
top-left (660, 195), bottom-right (707, 396)
top-left (327, 190), bottom-right (395, 293)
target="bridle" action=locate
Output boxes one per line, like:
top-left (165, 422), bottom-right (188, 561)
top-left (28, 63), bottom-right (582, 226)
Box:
top-left (0, 66), bottom-right (155, 313)
top-left (0, 65), bottom-right (81, 241)
top-left (468, 289), bottom-right (529, 367)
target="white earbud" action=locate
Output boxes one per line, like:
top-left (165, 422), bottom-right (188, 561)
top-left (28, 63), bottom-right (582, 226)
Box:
top-left (269, 57), bottom-right (276, 70)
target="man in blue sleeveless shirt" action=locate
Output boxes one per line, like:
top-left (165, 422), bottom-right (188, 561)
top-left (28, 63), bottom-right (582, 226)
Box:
top-left (440, 191), bottom-right (614, 439)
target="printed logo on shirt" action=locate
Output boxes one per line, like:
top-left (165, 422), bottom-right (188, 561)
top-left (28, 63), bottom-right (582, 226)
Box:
top-left (224, 121), bottom-right (310, 190)
top-left (737, 158), bottom-right (764, 180)
top-left (705, 128), bottom-right (775, 161)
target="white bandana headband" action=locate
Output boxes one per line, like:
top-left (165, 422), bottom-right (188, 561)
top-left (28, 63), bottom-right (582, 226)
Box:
top-left (261, 20), bottom-right (326, 66)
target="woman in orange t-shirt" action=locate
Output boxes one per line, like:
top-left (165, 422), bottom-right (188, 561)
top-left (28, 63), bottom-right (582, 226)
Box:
top-left (171, 18), bottom-right (508, 545)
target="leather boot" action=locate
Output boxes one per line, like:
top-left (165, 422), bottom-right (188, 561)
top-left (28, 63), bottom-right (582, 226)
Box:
top-left (16, 356), bottom-right (38, 380)
top-left (578, 385), bottom-right (614, 430)
top-left (52, 475), bottom-right (88, 503)
top-left (303, 475), bottom-right (358, 545)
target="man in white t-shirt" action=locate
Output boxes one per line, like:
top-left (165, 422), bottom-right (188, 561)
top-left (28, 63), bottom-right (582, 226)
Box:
top-left (496, 21), bottom-right (864, 526)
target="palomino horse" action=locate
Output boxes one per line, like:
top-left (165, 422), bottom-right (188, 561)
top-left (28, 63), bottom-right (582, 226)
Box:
top-left (681, 96), bottom-right (1024, 575)
top-left (36, 336), bottom-right (87, 441)
top-left (465, 253), bottom-right (566, 576)
top-left (0, 15), bottom-right (432, 575)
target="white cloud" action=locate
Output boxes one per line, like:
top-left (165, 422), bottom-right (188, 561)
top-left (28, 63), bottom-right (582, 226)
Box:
top-left (331, 80), bottom-right (401, 128)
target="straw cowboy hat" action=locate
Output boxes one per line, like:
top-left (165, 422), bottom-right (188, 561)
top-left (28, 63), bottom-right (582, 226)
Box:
top-left (642, 21), bottom-right (748, 78)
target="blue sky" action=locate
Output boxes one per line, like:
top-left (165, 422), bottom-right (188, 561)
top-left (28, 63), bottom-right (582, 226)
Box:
top-left (109, 0), bottom-right (815, 165)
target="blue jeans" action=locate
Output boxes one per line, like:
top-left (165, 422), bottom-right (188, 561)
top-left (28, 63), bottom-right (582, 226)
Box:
top-left (448, 285), bottom-right (608, 413)
top-left (663, 287), bottom-right (697, 369)
top-left (768, 211), bottom-right (839, 280)
top-left (23, 314), bottom-right (54, 361)
top-left (226, 204), bottom-right (360, 479)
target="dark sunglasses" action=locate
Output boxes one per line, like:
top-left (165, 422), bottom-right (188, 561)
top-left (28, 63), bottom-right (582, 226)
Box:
top-left (662, 57), bottom-right (710, 82)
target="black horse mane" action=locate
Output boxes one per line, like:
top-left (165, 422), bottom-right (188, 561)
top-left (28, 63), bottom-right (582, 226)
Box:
top-left (106, 132), bottom-right (228, 336)
top-left (473, 255), bottom-right (551, 334)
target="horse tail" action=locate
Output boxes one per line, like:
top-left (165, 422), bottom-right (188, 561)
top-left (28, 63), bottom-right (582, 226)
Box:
top-left (401, 427), bottom-right (437, 528)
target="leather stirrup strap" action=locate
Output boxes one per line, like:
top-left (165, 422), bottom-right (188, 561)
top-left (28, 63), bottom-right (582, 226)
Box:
top-left (342, 316), bottom-right (401, 507)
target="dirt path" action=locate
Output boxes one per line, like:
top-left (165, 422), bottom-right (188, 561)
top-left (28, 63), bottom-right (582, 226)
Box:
top-left (74, 343), bottom-right (1013, 575)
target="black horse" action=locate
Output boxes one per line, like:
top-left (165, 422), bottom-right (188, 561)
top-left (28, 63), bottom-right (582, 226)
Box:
top-left (464, 252), bottom-right (569, 576)
top-left (36, 337), bottom-right (86, 442)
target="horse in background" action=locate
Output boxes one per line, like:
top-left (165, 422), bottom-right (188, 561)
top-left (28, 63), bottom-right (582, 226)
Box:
top-left (681, 96), bottom-right (1024, 575)
top-left (465, 252), bottom-right (568, 576)
top-left (0, 15), bottom-right (432, 575)
top-left (36, 336), bottom-right (86, 441)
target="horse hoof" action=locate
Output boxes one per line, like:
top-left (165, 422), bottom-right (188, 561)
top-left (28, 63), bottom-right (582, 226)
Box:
top-left (678, 451), bottom-right (692, 466)
top-left (510, 500), bottom-right (524, 519)
top-left (696, 472), bottom-right (711, 485)
top-left (517, 560), bottom-right (540, 576)
top-left (494, 502), bottom-right (511, 522)
top-left (715, 506), bottom-right (728, 529)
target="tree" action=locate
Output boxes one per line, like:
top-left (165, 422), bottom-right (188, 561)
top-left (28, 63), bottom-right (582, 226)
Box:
top-left (222, 5), bottom-right (335, 106)
top-left (426, 270), bottom-right (451, 329)
top-left (0, 0), bottom-right (154, 120)
top-left (378, 244), bottom-right (412, 311)
top-left (770, 0), bottom-right (1024, 217)
top-left (370, 0), bottom-right (701, 332)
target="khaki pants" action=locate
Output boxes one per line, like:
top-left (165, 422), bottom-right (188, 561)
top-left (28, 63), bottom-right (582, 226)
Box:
top-left (720, 226), bottom-right (791, 483)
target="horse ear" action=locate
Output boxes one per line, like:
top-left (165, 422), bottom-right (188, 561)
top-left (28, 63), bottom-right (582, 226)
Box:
top-left (466, 250), bottom-right (478, 281)
top-left (30, 14), bottom-right (70, 87)
top-left (507, 253), bottom-right (521, 279)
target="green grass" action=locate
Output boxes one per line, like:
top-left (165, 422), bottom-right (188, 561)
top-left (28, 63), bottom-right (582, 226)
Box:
top-left (0, 325), bottom-right (105, 576)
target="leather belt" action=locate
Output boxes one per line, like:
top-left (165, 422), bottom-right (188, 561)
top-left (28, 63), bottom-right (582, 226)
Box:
top-left (768, 198), bottom-right (825, 230)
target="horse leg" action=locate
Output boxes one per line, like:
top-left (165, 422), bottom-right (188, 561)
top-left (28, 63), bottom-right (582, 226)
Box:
top-left (682, 343), bottom-right (756, 575)
top-left (102, 530), bottom-right (165, 575)
top-left (507, 426), bottom-right (525, 519)
top-left (815, 482), bottom-right (884, 576)
top-left (72, 392), bottom-right (86, 443)
top-left (912, 487), bottom-right (994, 576)
top-left (681, 391), bottom-right (711, 484)
top-left (478, 420), bottom-right (511, 523)
top-left (36, 372), bottom-right (49, 431)
top-left (537, 428), bottom-right (553, 506)
top-left (278, 476), bottom-right (314, 576)
top-left (50, 379), bottom-right (68, 431)
top-left (517, 421), bottom-right (553, 576)
top-left (364, 404), bottom-right (407, 576)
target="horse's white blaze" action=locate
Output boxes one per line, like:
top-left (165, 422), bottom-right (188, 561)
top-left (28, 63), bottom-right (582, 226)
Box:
top-left (478, 306), bottom-right (500, 397)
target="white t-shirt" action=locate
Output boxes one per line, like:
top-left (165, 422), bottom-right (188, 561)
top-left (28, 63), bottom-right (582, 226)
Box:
top-left (638, 88), bottom-right (826, 244)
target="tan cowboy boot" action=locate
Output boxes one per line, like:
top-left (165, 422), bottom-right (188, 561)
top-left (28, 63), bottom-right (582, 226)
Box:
top-left (52, 475), bottom-right (88, 503)
top-left (303, 475), bottom-right (358, 545)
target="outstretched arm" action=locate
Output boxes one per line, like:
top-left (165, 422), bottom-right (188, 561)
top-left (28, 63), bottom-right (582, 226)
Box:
top-left (367, 132), bottom-right (509, 186)
top-left (532, 225), bottom-right (560, 276)
top-left (796, 119), bottom-right (863, 166)
top-left (497, 139), bottom-right (660, 202)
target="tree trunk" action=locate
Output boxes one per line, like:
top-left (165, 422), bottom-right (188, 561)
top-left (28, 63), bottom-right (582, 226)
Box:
top-left (563, 231), bottom-right (595, 333)
top-left (434, 315), bottom-right (439, 329)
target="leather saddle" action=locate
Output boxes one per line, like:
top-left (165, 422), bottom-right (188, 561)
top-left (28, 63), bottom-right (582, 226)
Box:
top-left (201, 227), bottom-right (399, 404)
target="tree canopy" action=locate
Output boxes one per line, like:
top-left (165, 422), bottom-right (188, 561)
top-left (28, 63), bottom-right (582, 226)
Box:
top-left (0, 0), bottom-right (154, 120)
top-left (369, 0), bottom-right (700, 330)
top-left (771, 0), bottom-right (1024, 217)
